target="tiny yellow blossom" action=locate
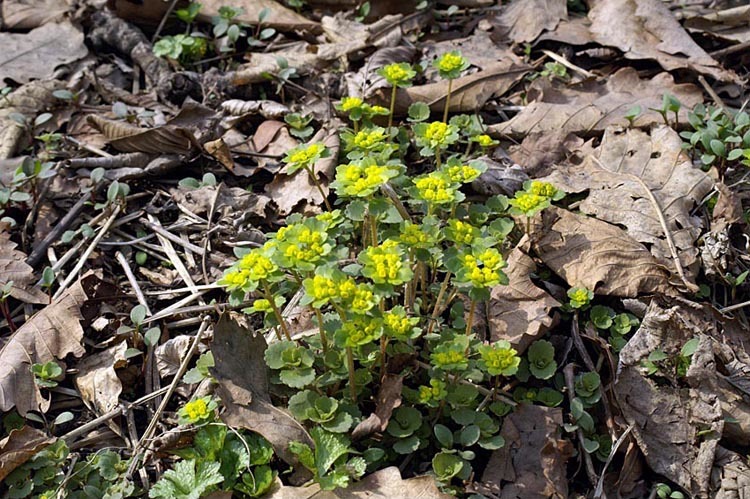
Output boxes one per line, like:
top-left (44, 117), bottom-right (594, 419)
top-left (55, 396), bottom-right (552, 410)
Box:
top-left (286, 143), bottom-right (325, 166)
top-left (238, 250), bottom-right (277, 281)
top-left (332, 162), bottom-right (399, 197)
top-left (253, 299), bottom-right (273, 312)
top-left (529, 180), bottom-right (558, 198)
top-left (379, 62), bottom-right (416, 87)
top-left (472, 134), bottom-right (497, 147)
top-left (509, 192), bottom-right (548, 215)
top-left (446, 164), bottom-right (481, 183)
top-left (184, 398), bottom-right (210, 421)
top-left (339, 96), bottom-right (363, 112)
top-left (414, 173), bottom-right (456, 204)
top-left (352, 128), bottom-right (387, 150)
top-left (308, 275), bottom-right (338, 303)
top-left (435, 51), bottom-right (468, 78)
top-left (447, 219), bottom-right (478, 245)
top-left (479, 342), bottom-right (520, 376)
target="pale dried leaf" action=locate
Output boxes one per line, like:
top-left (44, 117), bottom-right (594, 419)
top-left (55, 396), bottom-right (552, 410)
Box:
top-left (0, 80), bottom-right (61, 160)
top-left (171, 184), bottom-right (272, 222)
top-left (684, 6), bottom-right (750, 44)
top-left (494, 0), bottom-right (567, 43)
top-left (0, 231), bottom-right (48, 304)
top-left (490, 68), bottom-right (703, 138)
top-left (2, 0), bottom-right (69, 29)
top-left (197, 0), bottom-right (318, 32)
top-left (0, 22), bottom-right (87, 84)
top-left (712, 447), bottom-right (750, 499)
top-left (0, 426), bottom-right (53, 482)
top-left (543, 126), bottom-right (714, 282)
top-left (488, 248), bottom-right (560, 353)
top-left (155, 335), bottom-right (207, 379)
top-left (530, 207), bottom-right (677, 297)
top-left (588, 0), bottom-right (737, 82)
top-left (74, 341), bottom-right (127, 416)
top-left (351, 374), bottom-right (403, 440)
top-left (210, 314), bottom-right (313, 482)
top-left (479, 404), bottom-right (571, 498)
top-left (266, 466), bottom-right (452, 499)
top-left (0, 273), bottom-right (99, 415)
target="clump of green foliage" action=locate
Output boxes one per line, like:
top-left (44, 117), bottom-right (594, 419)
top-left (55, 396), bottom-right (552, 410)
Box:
top-left (217, 51), bottom-right (569, 494)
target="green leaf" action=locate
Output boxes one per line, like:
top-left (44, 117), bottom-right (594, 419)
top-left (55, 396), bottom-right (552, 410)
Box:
top-left (681, 338), bottom-right (699, 357)
top-left (289, 441), bottom-right (315, 472)
top-left (386, 406), bottom-right (422, 438)
top-left (710, 139), bottom-right (726, 157)
top-left (450, 407), bottom-right (476, 426)
top-left (432, 452), bottom-right (463, 482)
top-left (434, 424), bottom-right (453, 448)
top-left (590, 305), bottom-right (614, 329)
top-left (393, 434), bottom-right (420, 454)
top-left (311, 427), bottom-right (350, 477)
top-left (536, 387), bottom-right (564, 407)
top-left (459, 425), bottom-right (481, 447)
top-left (478, 434), bottom-right (505, 450)
top-left (149, 460), bottom-right (224, 499)
top-left (279, 367), bottom-right (316, 388)
top-left (407, 102), bottom-right (430, 122)
top-left (582, 437), bottom-right (600, 454)
top-left (130, 305), bottom-right (147, 326)
top-left (528, 340), bottom-right (557, 380)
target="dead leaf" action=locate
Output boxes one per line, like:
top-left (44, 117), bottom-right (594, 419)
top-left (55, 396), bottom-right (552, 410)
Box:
top-left (197, 0), bottom-right (319, 32)
top-left (470, 156), bottom-right (529, 198)
top-left (155, 335), bottom-right (207, 379)
top-left (74, 341), bottom-right (128, 416)
top-left (351, 374), bottom-right (403, 440)
top-left (0, 231), bottom-right (48, 304)
top-left (1, 0), bottom-right (69, 29)
top-left (171, 183), bottom-right (272, 222)
top-left (210, 314), bottom-right (313, 483)
top-left (508, 130), bottom-right (583, 177)
top-left (345, 46), bottom-right (417, 100)
top-left (490, 68), bottom-right (703, 138)
top-left (488, 248), bottom-right (560, 353)
top-left (684, 5), bottom-right (750, 44)
top-left (588, 0), bottom-right (737, 82)
top-left (712, 446), bottom-right (750, 498)
top-left (0, 21), bottom-right (87, 84)
top-left (530, 206), bottom-right (677, 297)
top-left (0, 79), bottom-right (61, 160)
top-left (0, 426), bottom-right (54, 482)
top-left (0, 273), bottom-right (101, 415)
top-left (266, 466), bottom-right (452, 499)
top-left (543, 126), bottom-right (714, 282)
top-left (479, 404), bottom-right (571, 498)
top-left (493, 0), bottom-right (567, 43)
top-left (712, 183), bottom-right (743, 226)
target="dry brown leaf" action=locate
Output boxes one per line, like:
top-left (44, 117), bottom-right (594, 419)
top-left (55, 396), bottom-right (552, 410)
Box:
top-left (197, 0), bottom-right (319, 32)
top-left (171, 184), bottom-right (273, 223)
top-left (155, 335), bottom-right (208, 379)
top-left (74, 341), bottom-right (128, 416)
top-left (266, 466), bottom-right (452, 499)
top-left (0, 426), bottom-right (53, 482)
top-left (421, 31), bottom-right (518, 82)
top-left (543, 126), bottom-right (714, 283)
top-left (0, 273), bottom-right (100, 415)
top-left (0, 80), bottom-right (61, 160)
top-left (345, 46), bottom-right (417, 100)
top-left (0, 231), bottom-right (48, 305)
top-left (489, 68), bottom-right (703, 138)
top-left (2, 0), bottom-right (69, 29)
top-left (265, 130), bottom-right (339, 216)
top-left (210, 314), bottom-right (313, 483)
top-left (530, 207), bottom-right (676, 297)
top-left (712, 447), bottom-right (750, 498)
top-left (479, 404), bottom-right (571, 498)
top-left (0, 21), bottom-right (87, 84)
top-left (382, 60), bottom-right (529, 116)
top-left (493, 0), bottom-right (567, 43)
top-left (351, 374), bottom-right (403, 440)
top-left (588, 0), bottom-right (737, 82)
top-left (488, 248), bottom-right (560, 353)
top-left (684, 6), bottom-right (750, 44)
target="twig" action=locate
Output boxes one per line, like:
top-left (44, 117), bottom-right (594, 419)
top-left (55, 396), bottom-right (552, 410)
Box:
top-left (710, 40), bottom-right (750, 58)
top-left (27, 192), bottom-right (92, 267)
top-left (127, 316), bottom-right (212, 477)
top-left (572, 312), bottom-right (596, 371)
top-left (590, 156), bottom-right (698, 293)
top-left (593, 426), bottom-right (633, 499)
top-left (541, 49), bottom-right (596, 79)
top-left (116, 251), bottom-right (150, 312)
top-left (53, 205), bottom-right (122, 300)
top-left (152, 0), bottom-right (180, 42)
top-left (698, 75), bottom-right (727, 110)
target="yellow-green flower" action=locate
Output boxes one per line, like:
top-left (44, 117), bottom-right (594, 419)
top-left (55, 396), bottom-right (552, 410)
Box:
top-left (334, 316), bottom-right (383, 348)
top-left (369, 105), bottom-right (389, 115)
top-left (398, 222), bottom-right (434, 248)
top-left (253, 299), bottom-right (273, 312)
top-left (383, 306), bottom-right (420, 340)
top-left (221, 268), bottom-right (250, 291)
top-left (456, 248), bottom-right (507, 288)
top-left (331, 161), bottom-right (400, 197)
top-left (283, 143), bottom-right (328, 174)
top-left (238, 249), bottom-right (277, 281)
top-left (378, 62), bottom-right (416, 88)
top-left (435, 51), bottom-right (469, 79)
top-left (446, 219), bottom-right (479, 245)
top-left (359, 239), bottom-right (412, 285)
top-left (338, 279), bottom-right (377, 314)
top-left (276, 221), bottom-right (331, 270)
top-left (508, 191), bottom-right (550, 216)
top-left (339, 96), bottom-right (363, 112)
top-left (568, 287), bottom-right (593, 309)
top-left (430, 336), bottom-right (470, 371)
top-left (304, 274), bottom-right (339, 306)
top-left (352, 128), bottom-right (387, 150)
top-left (446, 164), bottom-right (482, 184)
top-left (471, 134), bottom-right (498, 147)
top-left (414, 121), bottom-right (459, 153)
top-left (413, 172), bottom-right (459, 205)
top-left (417, 379), bottom-right (447, 407)
top-left (528, 180), bottom-right (559, 198)
top-left (178, 396), bottom-right (216, 424)
top-left (478, 341), bottom-right (520, 376)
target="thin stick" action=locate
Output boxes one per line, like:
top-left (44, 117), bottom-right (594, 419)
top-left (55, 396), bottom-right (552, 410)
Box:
top-left (152, 0), bottom-right (180, 42)
top-left (27, 192), bottom-right (92, 267)
top-left (126, 316), bottom-right (212, 477)
top-left (53, 205), bottom-right (122, 299)
top-left (541, 49), bottom-right (596, 79)
top-left (590, 156), bottom-right (698, 293)
top-left (116, 251), bottom-right (150, 312)
top-left (698, 75), bottom-right (727, 110)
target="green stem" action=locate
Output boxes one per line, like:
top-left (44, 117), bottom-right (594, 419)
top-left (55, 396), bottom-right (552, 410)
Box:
top-left (314, 308), bottom-right (328, 354)
top-left (465, 298), bottom-right (476, 336)
top-left (346, 347), bottom-right (357, 403)
top-left (304, 165), bottom-right (332, 211)
top-left (443, 79), bottom-right (453, 123)
top-left (262, 280), bottom-right (291, 341)
top-left (353, 120), bottom-right (360, 134)
top-left (388, 85), bottom-right (397, 130)
top-left (427, 271), bottom-right (452, 334)
top-left (369, 213), bottom-right (378, 247)
top-left (435, 146), bottom-right (441, 168)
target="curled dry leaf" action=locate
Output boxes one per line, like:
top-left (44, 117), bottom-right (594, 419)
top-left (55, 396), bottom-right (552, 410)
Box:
top-left (712, 446), bottom-right (750, 498)
top-left (490, 68), bottom-right (703, 138)
top-left (493, 0), bottom-right (567, 43)
top-left (0, 231), bottom-right (48, 305)
top-left (2, 0), bottom-right (70, 29)
top-left (488, 247), bottom-right (560, 353)
top-left (74, 341), bottom-right (128, 417)
top-left (587, 0), bottom-right (737, 82)
top-left (684, 5), bottom-right (750, 44)
top-left (542, 126), bottom-right (714, 283)
top-left (0, 426), bottom-right (54, 482)
top-left (171, 183), bottom-right (273, 226)
top-left (197, 0), bottom-right (319, 32)
top-left (530, 206), bottom-right (677, 297)
top-left (155, 335), bottom-right (208, 379)
top-left (351, 374), bottom-right (403, 440)
top-left (0, 273), bottom-right (101, 415)
top-left (210, 314), bottom-right (314, 483)
top-left (265, 466), bottom-right (453, 499)
top-left (0, 21), bottom-right (87, 84)
top-left (479, 404), bottom-right (572, 498)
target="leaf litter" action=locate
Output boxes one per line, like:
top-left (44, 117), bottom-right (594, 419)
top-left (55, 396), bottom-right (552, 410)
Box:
top-left (0, 0), bottom-right (749, 498)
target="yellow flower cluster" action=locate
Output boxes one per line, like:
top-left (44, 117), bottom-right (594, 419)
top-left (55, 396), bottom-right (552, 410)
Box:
top-left (287, 143), bottom-right (325, 166)
top-left (446, 164), bottom-right (481, 183)
top-left (512, 192), bottom-right (547, 213)
top-left (308, 275), bottom-right (338, 302)
top-left (383, 311), bottom-right (413, 338)
top-left (253, 299), bottom-right (273, 312)
top-left (569, 288), bottom-right (590, 305)
top-left (335, 163), bottom-right (394, 197)
top-left (239, 250), bottom-right (276, 281)
top-left (480, 344), bottom-right (519, 376)
top-left (473, 134), bottom-right (496, 147)
top-left (424, 121), bottom-right (450, 143)
top-left (448, 219), bottom-right (477, 245)
top-left (380, 62), bottom-right (414, 87)
top-left (399, 222), bottom-right (430, 246)
top-left (432, 349), bottom-right (465, 366)
top-left (338, 319), bottom-right (382, 348)
top-left (338, 279), bottom-right (376, 314)
top-left (282, 226), bottom-right (326, 264)
top-left (339, 96), bottom-right (363, 111)
top-left (529, 180), bottom-right (558, 198)
top-left (462, 249), bottom-right (505, 287)
top-left (183, 398), bottom-right (210, 421)
top-left (414, 174), bottom-right (456, 204)
top-left (436, 52), bottom-right (466, 74)
top-left (418, 379), bottom-right (447, 405)
top-left (352, 128), bottom-right (387, 149)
